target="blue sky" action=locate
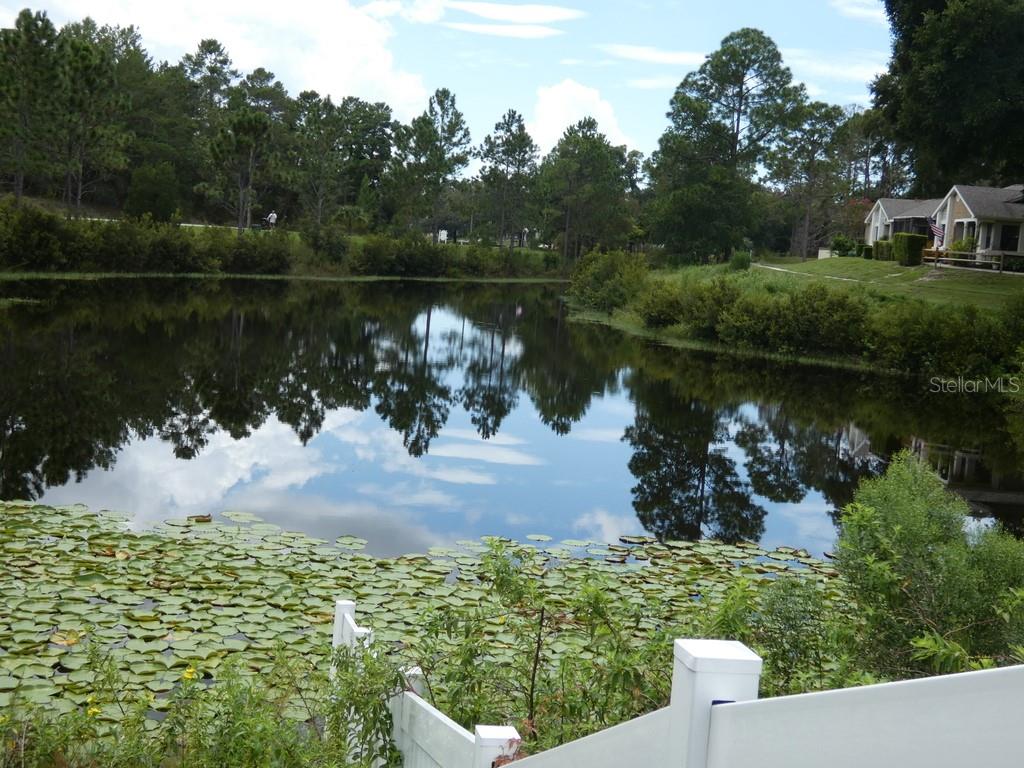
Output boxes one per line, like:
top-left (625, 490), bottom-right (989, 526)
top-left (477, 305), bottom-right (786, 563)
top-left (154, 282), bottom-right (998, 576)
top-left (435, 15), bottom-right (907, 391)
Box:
top-left (3, 0), bottom-right (891, 155)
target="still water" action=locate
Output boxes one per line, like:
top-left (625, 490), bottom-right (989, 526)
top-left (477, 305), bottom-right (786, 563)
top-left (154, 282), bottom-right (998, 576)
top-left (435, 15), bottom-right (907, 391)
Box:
top-left (2, 279), bottom-right (1022, 556)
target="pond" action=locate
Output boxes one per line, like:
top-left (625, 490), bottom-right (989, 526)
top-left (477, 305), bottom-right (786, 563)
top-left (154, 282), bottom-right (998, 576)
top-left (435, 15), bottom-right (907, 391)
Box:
top-left (2, 278), bottom-right (1023, 556)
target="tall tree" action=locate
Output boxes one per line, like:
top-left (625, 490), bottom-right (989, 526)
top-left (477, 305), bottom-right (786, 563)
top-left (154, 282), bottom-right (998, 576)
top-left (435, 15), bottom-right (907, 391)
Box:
top-left (649, 28), bottom-right (805, 261)
top-left (768, 101), bottom-right (845, 259)
top-left (536, 117), bottom-right (631, 261)
top-left (479, 109), bottom-right (538, 246)
top-left (0, 10), bottom-right (60, 201)
top-left (668, 28), bottom-right (805, 173)
top-left (293, 91), bottom-right (344, 224)
top-left (53, 28), bottom-right (131, 209)
top-left (397, 88), bottom-right (471, 234)
top-left (874, 0), bottom-right (1024, 190)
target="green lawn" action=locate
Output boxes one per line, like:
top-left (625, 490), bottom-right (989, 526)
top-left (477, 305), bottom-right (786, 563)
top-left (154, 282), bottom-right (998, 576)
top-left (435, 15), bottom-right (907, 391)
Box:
top-left (754, 257), bottom-right (1024, 310)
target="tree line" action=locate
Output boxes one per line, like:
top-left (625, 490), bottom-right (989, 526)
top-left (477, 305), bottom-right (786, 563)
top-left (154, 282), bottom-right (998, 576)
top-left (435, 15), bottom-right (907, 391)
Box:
top-left (2, 2), bottom-right (1020, 261)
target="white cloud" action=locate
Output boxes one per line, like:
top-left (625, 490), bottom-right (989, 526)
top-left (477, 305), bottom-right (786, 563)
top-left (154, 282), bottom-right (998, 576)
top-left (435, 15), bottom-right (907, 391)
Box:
top-left (569, 427), bottom-right (624, 443)
top-left (41, 416), bottom-right (333, 524)
top-left (599, 43), bottom-right (704, 67)
top-left (446, 1), bottom-right (585, 23)
top-left (783, 48), bottom-right (888, 84)
top-left (325, 416), bottom-right (498, 485)
top-left (28, 0), bottom-right (429, 121)
top-left (829, 0), bottom-right (887, 25)
top-left (528, 78), bottom-right (632, 152)
top-left (441, 428), bottom-right (526, 445)
top-left (430, 442), bottom-right (544, 465)
top-left (626, 76), bottom-right (680, 90)
top-left (443, 21), bottom-right (562, 38)
top-left (574, 508), bottom-right (641, 544)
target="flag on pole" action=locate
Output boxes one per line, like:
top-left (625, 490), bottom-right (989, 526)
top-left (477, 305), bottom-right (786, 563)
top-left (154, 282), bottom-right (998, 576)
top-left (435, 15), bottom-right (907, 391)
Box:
top-left (927, 216), bottom-right (944, 243)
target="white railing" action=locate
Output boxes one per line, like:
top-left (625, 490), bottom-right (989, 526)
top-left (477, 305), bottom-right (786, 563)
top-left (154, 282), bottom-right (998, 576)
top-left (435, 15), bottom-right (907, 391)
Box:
top-left (333, 600), bottom-right (521, 768)
top-left (334, 599), bottom-right (1024, 768)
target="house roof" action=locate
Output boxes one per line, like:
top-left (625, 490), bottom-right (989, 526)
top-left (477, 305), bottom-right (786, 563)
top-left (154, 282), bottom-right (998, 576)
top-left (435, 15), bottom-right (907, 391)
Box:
top-left (876, 198), bottom-right (922, 219)
top-left (954, 185), bottom-right (1024, 221)
top-left (891, 199), bottom-right (943, 220)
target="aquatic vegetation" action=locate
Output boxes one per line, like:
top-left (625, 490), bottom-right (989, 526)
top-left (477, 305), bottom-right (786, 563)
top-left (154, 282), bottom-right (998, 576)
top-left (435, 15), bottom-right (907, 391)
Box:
top-left (0, 501), bottom-right (838, 720)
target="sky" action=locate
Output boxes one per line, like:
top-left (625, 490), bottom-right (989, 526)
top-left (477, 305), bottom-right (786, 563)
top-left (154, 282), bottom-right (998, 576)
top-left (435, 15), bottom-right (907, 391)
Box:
top-left (2, 0), bottom-right (892, 157)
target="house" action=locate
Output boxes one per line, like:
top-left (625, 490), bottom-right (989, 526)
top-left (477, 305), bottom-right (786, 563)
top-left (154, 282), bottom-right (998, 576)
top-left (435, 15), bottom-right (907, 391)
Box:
top-left (865, 185), bottom-right (1024, 262)
top-left (864, 197), bottom-right (944, 245)
top-left (932, 185), bottom-right (1024, 258)
top-left (864, 198), bottom-right (919, 245)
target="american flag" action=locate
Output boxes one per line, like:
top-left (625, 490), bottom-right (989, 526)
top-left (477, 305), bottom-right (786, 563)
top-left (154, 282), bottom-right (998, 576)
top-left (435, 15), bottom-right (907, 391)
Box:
top-left (928, 216), bottom-right (944, 242)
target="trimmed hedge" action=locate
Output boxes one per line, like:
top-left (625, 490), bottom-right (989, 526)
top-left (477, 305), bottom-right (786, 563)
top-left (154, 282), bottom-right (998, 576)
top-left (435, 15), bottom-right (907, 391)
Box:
top-left (874, 240), bottom-right (893, 261)
top-left (861, 244), bottom-right (874, 259)
top-left (893, 233), bottom-right (928, 267)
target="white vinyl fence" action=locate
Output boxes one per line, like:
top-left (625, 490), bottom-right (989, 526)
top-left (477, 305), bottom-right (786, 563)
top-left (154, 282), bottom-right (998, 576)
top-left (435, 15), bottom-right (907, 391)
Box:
top-left (332, 600), bottom-right (520, 768)
top-left (334, 599), bottom-right (1024, 768)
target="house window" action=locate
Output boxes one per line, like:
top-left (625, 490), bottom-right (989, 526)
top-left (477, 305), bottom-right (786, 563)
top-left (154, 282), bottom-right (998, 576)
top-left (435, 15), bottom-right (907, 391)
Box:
top-left (1000, 224), bottom-right (1021, 252)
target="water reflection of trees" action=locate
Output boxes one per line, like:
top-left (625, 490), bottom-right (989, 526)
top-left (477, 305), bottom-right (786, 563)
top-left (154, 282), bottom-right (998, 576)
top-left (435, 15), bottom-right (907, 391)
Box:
top-left (1, 278), bottom-right (1022, 541)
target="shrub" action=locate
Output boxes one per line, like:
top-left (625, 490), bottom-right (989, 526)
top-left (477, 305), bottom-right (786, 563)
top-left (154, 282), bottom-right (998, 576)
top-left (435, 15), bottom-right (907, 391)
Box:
top-left (220, 231), bottom-right (292, 275)
top-left (568, 249), bottom-right (648, 313)
top-left (393, 235), bottom-right (446, 277)
top-left (836, 453), bottom-right (1024, 676)
top-left (729, 250), bottom-right (752, 270)
top-left (677, 276), bottom-right (741, 338)
top-left (124, 162), bottom-right (179, 222)
top-left (874, 239), bottom-right (892, 261)
top-left (300, 218), bottom-right (349, 264)
top-left (0, 200), bottom-right (77, 271)
top-left (349, 235), bottom-right (397, 275)
top-left (892, 233), bottom-right (928, 266)
top-left (950, 236), bottom-right (977, 253)
top-left (716, 282), bottom-right (868, 357)
top-left (861, 244), bottom-right (874, 259)
top-left (830, 233), bottom-right (857, 257)
top-left (637, 280), bottom-right (686, 328)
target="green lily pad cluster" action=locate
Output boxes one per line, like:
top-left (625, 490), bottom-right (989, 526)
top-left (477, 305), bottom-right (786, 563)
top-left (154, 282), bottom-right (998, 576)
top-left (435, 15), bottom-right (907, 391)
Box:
top-left (0, 500), bottom-right (839, 719)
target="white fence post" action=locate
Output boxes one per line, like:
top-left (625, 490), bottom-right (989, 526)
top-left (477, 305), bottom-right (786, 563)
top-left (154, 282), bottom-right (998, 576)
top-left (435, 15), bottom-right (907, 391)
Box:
top-left (333, 598), bottom-right (373, 650)
top-left (668, 639), bottom-right (762, 768)
top-left (473, 724), bottom-right (522, 768)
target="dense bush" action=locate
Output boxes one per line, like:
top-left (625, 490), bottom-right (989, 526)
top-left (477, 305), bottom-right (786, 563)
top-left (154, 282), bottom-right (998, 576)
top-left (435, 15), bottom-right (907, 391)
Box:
top-left (0, 201), bottom-right (295, 275)
top-left (677, 276), bottom-right (742, 339)
top-left (637, 279), bottom-right (686, 328)
top-left (393, 235), bottom-right (447, 277)
top-left (830, 233), bottom-right (857, 257)
top-left (892, 233), bottom-right (928, 266)
top-left (729, 250), bottom-right (752, 270)
top-left (124, 162), bottom-right (179, 222)
top-left (300, 218), bottom-right (349, 264)
top-left (874, 239), bottom-right (892, 261)
top-left (716, 283), bottom-right (868, 357)
top-left (349, 235), bottom-right (397, 275)
top-left (836, 453), bottom-right (1024, 677)
top-left (220, 230), bottom-right (293, 275)
top-left (568, 249), bottom-right (648, 313)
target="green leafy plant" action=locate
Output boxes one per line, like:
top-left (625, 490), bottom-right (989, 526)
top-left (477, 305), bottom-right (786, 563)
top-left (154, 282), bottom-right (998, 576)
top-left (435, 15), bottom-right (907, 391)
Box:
top-left (830, 234), bottom-right (856, 257)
